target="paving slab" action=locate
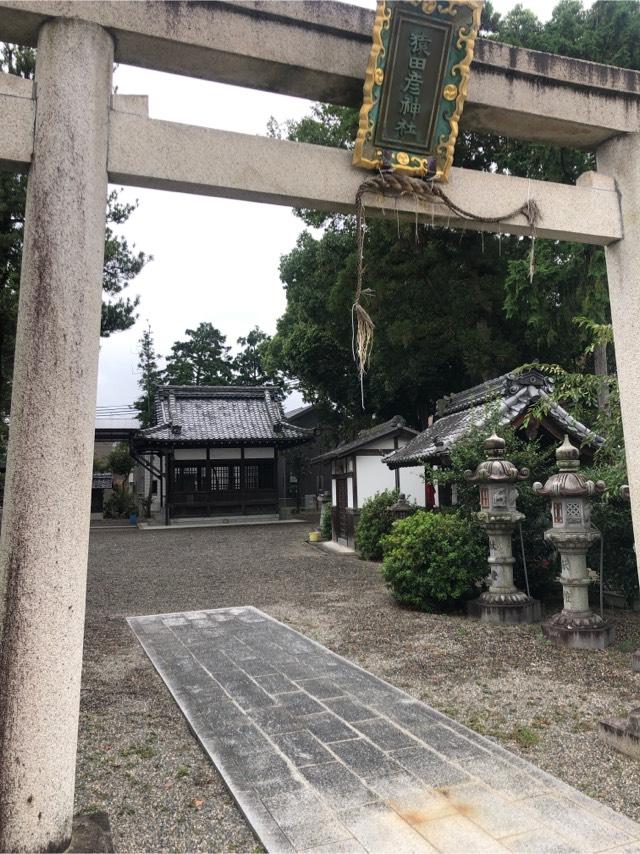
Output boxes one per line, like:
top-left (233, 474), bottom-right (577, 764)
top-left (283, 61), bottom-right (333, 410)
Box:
top-left (128, 606), bottom-right (640, 853)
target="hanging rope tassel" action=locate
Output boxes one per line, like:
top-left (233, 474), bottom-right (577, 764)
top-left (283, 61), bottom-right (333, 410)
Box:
top-left (352, 173), bottom-right (542, 407)
top-left (353, 180), bottom-right (377, 406)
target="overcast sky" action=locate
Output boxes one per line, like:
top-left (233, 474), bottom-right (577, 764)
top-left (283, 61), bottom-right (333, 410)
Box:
top-left (97, 0), bottom-right (578, 413)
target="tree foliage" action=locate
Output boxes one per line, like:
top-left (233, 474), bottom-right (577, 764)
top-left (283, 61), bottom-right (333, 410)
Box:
top-left (134, 324), bottom-right (163, 428)
top-left (164, 322), bottom-right (233, 386)
top-left (266, 0), bottom-right (640, 431)
top-left (234, 326), bottom-right (287, 390)
top-left (0, 43), bottom-right (150, 448)
top-left (355, 489), bottom-right (400, 561)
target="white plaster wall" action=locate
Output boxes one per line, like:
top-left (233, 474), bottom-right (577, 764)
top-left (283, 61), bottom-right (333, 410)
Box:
top-left (211, 447), bottom-right (241, 459)
top-left (399, 466), bottom-right (426, 507)
top-left (174, 448), bottom-right (207, 460)
top-left (356, 455), bottom-right (396, 507)
top-left (245, 447), bottom-right (274, 459)
top-left (331, 479), bottom-right (337, 504)
top-left (347, 477), bottom-right (354, 509)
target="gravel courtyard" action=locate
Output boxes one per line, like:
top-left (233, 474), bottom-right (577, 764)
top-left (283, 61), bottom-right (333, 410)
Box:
top-left (78, 523), bottom-right (640, 852)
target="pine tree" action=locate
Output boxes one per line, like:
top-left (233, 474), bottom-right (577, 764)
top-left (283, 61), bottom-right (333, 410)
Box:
top-left (134, 324), bottom-right (162, 428)
top-left (163, 322), bottom-right (233, 386)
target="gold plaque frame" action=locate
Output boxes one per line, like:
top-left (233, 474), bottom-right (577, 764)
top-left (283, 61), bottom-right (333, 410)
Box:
top-left (353, 0), bottom-right (483, 182)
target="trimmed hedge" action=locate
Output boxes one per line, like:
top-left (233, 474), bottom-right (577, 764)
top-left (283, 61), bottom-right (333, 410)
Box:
top-left (355, 489), bottom-right (400, 561)
top-left (381, 510), bottom-right (486, 611)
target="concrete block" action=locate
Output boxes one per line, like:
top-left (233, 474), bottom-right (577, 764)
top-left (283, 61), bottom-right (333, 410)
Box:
top-left (300, 762), bottom-right (378, 811)
top-left (500, 828), bottom-right (579, 853)
top-left (280, 691), bottom-right (326, 717)
top-left (305, 712), bottom-right (360, 744)
top-left (600, 709), bottom-right (640, 760)
top-left (390, 746), bottom-right (469, 788)
top-left (324, 697), bottom-right (379, 723)
top-left (525, 795), bottom-right (635, 851)
top-left (262, 789), bottom-right (352, 850)
top-left (254, 672), bottom-right (299, 696)
top-left (297, 677), bottom-right (345, 700)
top-left (339, 802), bottom-right (437, 853)
top-left (238, 657), bottom-right (278, 677)
top-left (248, 705), bottom-right (298, 734)
top-left (353, 718), bottom-right (417, 751)
top-left (273, 731), bottom-right (334, 768)
top-left (444, 783), bottom-right (538, 839)
top-left (404, 811), bottom-right (505, 853)
top-left (329, 738), bottom-right (405, 781)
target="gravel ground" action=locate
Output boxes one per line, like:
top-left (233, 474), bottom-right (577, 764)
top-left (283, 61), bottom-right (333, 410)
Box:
top-left (77, 523), bottom-right (640, 852)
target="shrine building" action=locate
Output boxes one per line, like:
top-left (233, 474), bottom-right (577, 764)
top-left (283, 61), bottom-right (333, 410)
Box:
top-left (131, 386), bottom-right (311, 524)
top-left (384, 368), bottom-right (602, 507)
top-left (314, 416), bottom-right (427, 548)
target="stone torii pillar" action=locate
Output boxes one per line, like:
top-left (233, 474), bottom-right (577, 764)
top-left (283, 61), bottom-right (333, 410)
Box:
top-left (597, 134), bottom-right (640, 589)
top-left (0, 19), bottom-right (113, 853)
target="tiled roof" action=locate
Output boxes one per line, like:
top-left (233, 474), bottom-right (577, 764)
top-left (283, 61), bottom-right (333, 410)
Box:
top-left (313, 416), bottom-right (418, 463)
top-left (133, 386), bottom-right (312, 448)
top-left (385, 369), bottom-right (603, 469)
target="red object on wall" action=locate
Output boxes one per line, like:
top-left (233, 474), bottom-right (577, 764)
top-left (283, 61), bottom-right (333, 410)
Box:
top-left (425, 482), bottom-right (436, 508)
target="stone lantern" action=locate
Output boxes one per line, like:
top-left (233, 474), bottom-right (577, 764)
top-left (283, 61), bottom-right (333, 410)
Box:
top-left (390, 493), bottom-right (416, 522)
top-left (533, 434), bottom-right (613, 649)
top-left (465, 434), bottom-right (541, 624)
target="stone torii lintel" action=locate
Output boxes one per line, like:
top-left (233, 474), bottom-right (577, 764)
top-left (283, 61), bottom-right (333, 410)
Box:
top-left (0, 80), bottom-right (623, 245)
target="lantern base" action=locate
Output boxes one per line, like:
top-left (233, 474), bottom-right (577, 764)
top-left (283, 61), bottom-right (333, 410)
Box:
top-left (542, 610), bottom-right (614, 649)
top-left (467, 594), bottom-right (541, 624)
top-left (632, 649), bottom-right (640, 672)
top-left (599, 709), bottom-right (640, 759)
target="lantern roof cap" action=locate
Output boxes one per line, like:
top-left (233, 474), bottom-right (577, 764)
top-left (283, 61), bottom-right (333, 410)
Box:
top-left (465, 433), bottom-right (528, 483)
top-left (533, 435), bottom-right (605, 497)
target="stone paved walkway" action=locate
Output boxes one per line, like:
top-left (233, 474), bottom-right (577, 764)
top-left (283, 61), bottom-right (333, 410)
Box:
top-left (129, 606), bottom-right (640, 854)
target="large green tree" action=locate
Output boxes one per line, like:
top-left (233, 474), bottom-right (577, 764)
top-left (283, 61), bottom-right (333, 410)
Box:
top-left (163, 322), bottom-right (233, 385)
top-left (233, 326), bottom-right (287, 391)
top-left (267, 0), bottom-right (639, 429)
top-left (0, 43), bottom-right (150, 448)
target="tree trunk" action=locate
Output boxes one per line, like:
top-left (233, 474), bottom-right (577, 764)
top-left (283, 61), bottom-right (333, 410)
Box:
top-left (594, 341), bottom-right (610, 413)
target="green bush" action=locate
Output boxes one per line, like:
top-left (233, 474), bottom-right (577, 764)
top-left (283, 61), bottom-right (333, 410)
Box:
top-left (424, 417), bottom-right (561, 602)
top-left (381, 510), bottom-right (486, 611)
top-left (590, 498), bottom-right (638, 606)
top-left (320, 502), bottom-right (332, 540)
top-left (103, 484), bottom-right (138, 519)
top-left (355, 489), bottom-right (400, 561)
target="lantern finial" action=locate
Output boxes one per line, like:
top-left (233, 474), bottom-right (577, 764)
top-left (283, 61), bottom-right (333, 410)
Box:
top-left (556, 434), bottom-right (580, 469)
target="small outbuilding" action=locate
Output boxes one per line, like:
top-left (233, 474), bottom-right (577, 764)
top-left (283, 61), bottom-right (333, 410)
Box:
top-left (132, 385), bottom-right (311, 524)
top-left (384, 368), bottom-right (602, 507)
top-left (313, 416), bottom-right (426, 548)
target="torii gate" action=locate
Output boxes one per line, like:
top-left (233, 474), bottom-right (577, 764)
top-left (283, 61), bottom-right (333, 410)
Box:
top-left (0, 2), bottom-right (639, 850)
